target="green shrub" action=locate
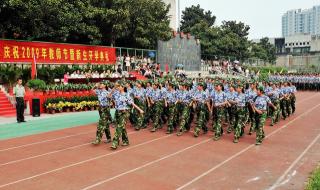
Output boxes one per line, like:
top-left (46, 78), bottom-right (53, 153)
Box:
top-left (306, 166), bottom-right (320, 190)
top-left (26, 79), bottom-right (46, 91)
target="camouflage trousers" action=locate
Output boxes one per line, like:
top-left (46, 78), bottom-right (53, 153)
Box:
top-left (213, 107), bottom-right (224, 137)
top-left (112, 110), bottom-right (130, 147)
top-left (227, 106), bottom-right (236, 133)
top-left (234, 107), bottom-right (246, 140)
top-left (178, 104), bottom-right (191, 132)
top-left (254, 112), bottom-right (267, 143)
top-left (248, 105), bottom-right (256, 133)
top-left (167, 104), bottom-right (176, 132)
top-left (271, 100), bottom-right (281, 125)
top-left (194, 104), bottom-right (208, 136)
top-left (281, 98), bottom-right (291, 119)
top-left (133, 99), bottom-right (146, 130)
top-left (96, 106), bottom-right (112, 142)
top-left (290, 95), bottom-right (296, 114)
top-left (144, 101), bottom-right (153, 125)
top-left (152, 101), bottom-right (163, 130)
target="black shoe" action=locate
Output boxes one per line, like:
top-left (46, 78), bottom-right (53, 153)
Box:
top-left (21, 120), bottom-right (26, 122)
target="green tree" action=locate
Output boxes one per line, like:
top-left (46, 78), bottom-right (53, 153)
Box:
top-left (250, 37), bottom-right (276, 63)
top-left (117, 0), bottom-right (172, 49)
top-left (219, 21), bottom-right (251, 60)
top-left (0, 0), bottom-right (101, 44)
top-left (180, 4), bottom-right (216, 33)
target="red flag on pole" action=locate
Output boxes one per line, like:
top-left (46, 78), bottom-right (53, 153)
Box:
top-left (165, 64), bottom-right (169, 73)
top-left (31, 55), bottom-right (37, 79)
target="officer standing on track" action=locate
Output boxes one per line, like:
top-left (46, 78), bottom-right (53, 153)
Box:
top-left (13, 78), bottom-right (26, 123)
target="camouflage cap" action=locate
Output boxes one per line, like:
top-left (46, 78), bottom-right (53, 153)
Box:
top-left (257, 85), bottom-right (265, 92)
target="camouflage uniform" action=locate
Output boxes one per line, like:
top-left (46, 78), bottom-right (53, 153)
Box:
top-left (253, 94), bottom-right (271, 145)
top-left (246, 88), bottom-right (257, 134)
top-left (93, 88), bottom-right (112, 144)
top-left (111, 91), bottom-right (134, 149)
top-left (268, 87), bottom-right (281, 126)
top-left (149, 86), bottom-right (163, 132)
top-left (177, 88), bottom-right (192, 136)
top-left (165, 88), bottom-right (177, 133)
top-left (193, 88), bottom-right (209, 137)
top-left (132, 86), bottom-right (146, 130)
top-left (212, 90), bottom-right (227, 140)
top-left (233, 92), bottom-right (247, 143)
top-left (289, 84), bottom-right (297, 114)
top-left (226, 90), bottom-right (238, 133)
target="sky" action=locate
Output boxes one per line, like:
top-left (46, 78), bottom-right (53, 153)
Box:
top-left (178, 0), bottom-right (320, 39)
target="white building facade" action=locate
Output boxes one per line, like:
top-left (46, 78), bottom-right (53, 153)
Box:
top-left (282, 5), bottom-right (320, 37)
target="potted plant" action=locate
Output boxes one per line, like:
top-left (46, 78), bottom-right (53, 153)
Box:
top-left (56, 84), bottom-right (64, 95)
top-left (56, 101), bottom-right (65, 113)
top-left (46, 103), bottom-right (56, 114)
top-left (27, 79), bottom-right (46, 96)
top-left (63, 84), bottom-right (70, 95)
top-left (49, 85), bottom-right (56, 95)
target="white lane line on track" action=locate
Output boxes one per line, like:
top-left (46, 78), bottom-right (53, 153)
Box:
top-left (0, 131), bottom-right (137, 167)
top-left (0, 131), bottom-right (95, 152)
top-left (267, 133), bottom-right (320, 190)
top-left (81, 139), bottom-right (212, 190)
top-left (175, 95), bottom-right (320, 190)
top-left (0, 134), bottom-right (173, 189)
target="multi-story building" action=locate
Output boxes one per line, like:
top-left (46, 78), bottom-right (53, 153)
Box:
top-left (282, 5), bottom-right (320, 37)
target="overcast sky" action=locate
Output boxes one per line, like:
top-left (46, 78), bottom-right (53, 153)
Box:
top-left (179, 0), bottom-right (320, 39)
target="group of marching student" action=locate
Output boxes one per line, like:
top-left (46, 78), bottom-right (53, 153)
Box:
top-left (91, 77), bottom-right (297, 149)
top-left (269, 74), bottom-right (320, 91)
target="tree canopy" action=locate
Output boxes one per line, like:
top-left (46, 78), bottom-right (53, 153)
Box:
top-left (180, 4), bottom-right (276, 62)
top-left (0, 0), bottom-right (172, 49)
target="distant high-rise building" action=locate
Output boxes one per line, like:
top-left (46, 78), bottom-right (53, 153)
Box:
top-left (162, 0), bottom-right (177, 30)
top-left (282, 5), bottom-right (320, 37)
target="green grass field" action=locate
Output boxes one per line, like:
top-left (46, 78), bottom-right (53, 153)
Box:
top-left (306, 166), bottom-right (320, 190)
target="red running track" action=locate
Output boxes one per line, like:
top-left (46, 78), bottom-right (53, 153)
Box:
top-left (0, 92), bottom-right (319, 190)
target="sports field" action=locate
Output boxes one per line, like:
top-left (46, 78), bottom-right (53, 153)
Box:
top-left (0, 91), bottom-right (319, 190)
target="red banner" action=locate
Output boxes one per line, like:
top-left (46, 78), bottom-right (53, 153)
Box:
top-left (0, 39), bottom-right (116, 64)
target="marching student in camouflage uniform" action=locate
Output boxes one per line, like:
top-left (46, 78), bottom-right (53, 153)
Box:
top-left (250, 86), bottom-right (276, 145)
top-left (92, 82), bottom-right (112, 145)
top-left (280, 82), bottom-right (290, 120)
top-left (226, 85), bottom-right (237, 133)
top-left (164, 82), bottom-right (177, 134)
top-left (211, 83), bottom-right (228, 141)
top-left (230, 85), bottom-right (247, 143)
top-left (126, 82), bottom-right (136, 125)
top-left (149, 82), bottom-right (163, 132)
top-left (110, 81), bottom-right (144, 150)
top-left (246, 81), bottom-right (258, 135)
top-left (132, 81), bottom-right (146, 130)
top-left (288, 82), bottom-right (297, 114)
top-left (193, 82), bottom-right (211, 137)
top-left (267, 83), bottom-right (281, 126)
top-left (144, 81), bottom-right (153, 125)
top-left (177, 82), bottom-right (192, 136)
